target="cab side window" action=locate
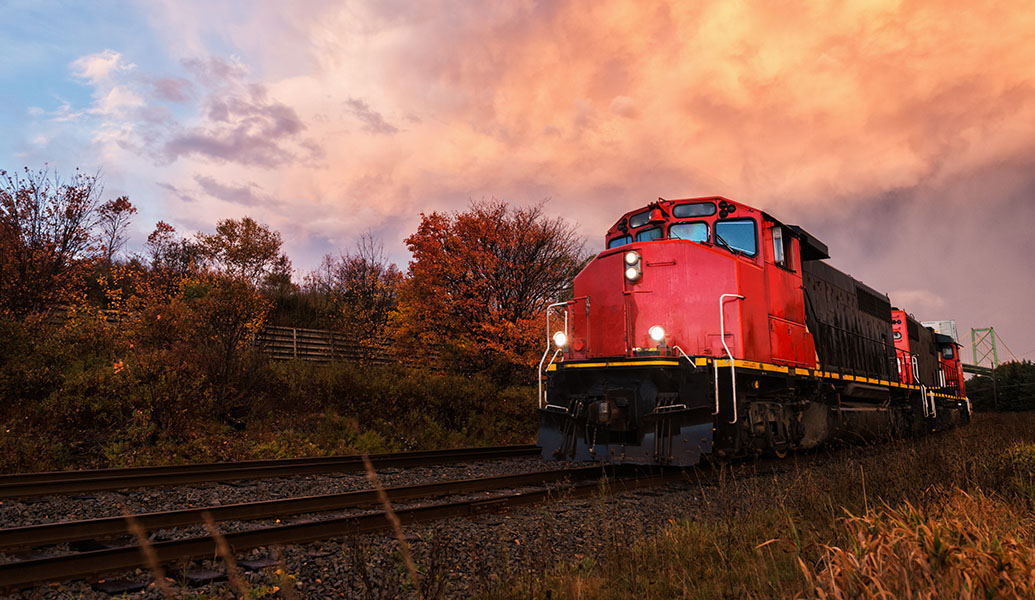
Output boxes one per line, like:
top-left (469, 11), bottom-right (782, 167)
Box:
top-left (607, 235), bottom-right (632, 249)
top-left (771, 225), bottom-right (793, 270)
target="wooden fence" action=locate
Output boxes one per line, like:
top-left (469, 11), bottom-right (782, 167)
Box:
top-left (45, 308), bottom-right (427, 367)
top-left (254, 326), bottom-right (397, 364)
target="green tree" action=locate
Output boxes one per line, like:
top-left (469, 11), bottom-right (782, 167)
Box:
top-left (968, 360), bottom-right (1035, 412)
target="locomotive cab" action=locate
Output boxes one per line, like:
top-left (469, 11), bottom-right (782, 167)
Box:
top-left (934, 333), bottom-right (971, 424)
top-left (934, 334), bottom-right (966, 395)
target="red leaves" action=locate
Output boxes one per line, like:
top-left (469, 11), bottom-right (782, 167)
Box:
top-left (0, 167), bottom-right (106, 315)
top-left (397, 200), bottom-right (586, 380)
top-left (98, 195), bottom-right (137, 265)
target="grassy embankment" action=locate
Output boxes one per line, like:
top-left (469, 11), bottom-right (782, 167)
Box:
top-left (0, 314), bottom-right (537, 471)
top-left (484, 412), bottom-right (1035, 599)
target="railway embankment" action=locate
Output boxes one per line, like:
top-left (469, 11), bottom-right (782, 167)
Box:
top-left (4, 413), bottom-right (1033, 598)
top-left (0, 351), bottom-right (538, 474)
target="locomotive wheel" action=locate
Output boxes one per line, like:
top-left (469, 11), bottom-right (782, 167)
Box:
top-left (765, 416), bottom-right (791, 459)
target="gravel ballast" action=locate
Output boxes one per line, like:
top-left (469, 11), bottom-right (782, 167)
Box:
top-left (1, 453), bottom-right (823, 599)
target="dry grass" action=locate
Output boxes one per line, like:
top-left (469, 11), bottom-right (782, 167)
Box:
top-left (490, 412), bottom-right (1035, 600)
top-left (801, 490), bottom-right (1035, 599)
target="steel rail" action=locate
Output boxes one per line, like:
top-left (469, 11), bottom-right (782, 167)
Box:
top-left (0, 445), bottom-right (540, 499)
top-left (0, 469), bottom-right (685, 592)
top-left (0, 466), bottom-right (604, 550)
top-left (0, 444), bottom-right (539, 484)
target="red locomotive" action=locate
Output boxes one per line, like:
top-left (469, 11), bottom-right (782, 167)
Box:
top-left (538, 196), bottom-right (970, 465)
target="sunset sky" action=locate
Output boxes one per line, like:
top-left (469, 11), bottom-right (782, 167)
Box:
top-left (2, 0), bottom-right (1033, 362)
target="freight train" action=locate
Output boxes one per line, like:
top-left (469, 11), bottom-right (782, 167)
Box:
top-left (537, 196), bottom-right (969, 466)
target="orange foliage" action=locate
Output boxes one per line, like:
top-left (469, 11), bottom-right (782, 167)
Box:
top-left (396, 200), bottom-right (585, 381)
top-left (0, 167), bottom-right (105, 315)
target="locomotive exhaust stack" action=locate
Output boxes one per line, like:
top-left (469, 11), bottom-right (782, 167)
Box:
top-left (537, 196), bottom-right (970, 466)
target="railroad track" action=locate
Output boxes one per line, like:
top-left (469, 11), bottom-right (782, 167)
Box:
top-left (0, 446), bottom-right (833, 593)
top-left (0, 465), bottom-right (684, 592)
top-left (0, 467), bottom-right (604, 550)
top-left (0, 444), bottom-right (539, 498)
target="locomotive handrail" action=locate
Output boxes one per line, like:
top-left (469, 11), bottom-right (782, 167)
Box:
top-left (539, 301), bottom-right (571, 408)
top-left (717, 293), bottom-right (746, 424)
top-left (918, 384), bottom-right (938, 419)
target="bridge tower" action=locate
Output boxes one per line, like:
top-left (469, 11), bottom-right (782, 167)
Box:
top-left (970, 327), bottom-right (1000, 410)
top-left (971, 327), bottom-right (999, 369)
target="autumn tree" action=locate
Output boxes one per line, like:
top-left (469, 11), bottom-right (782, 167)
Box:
top-left (131, 218), bottom-right (283, 421)
top-left (139, 221), bottom-right (202, 302)
top-left (184, 275), bottom-right (271, 412)
top-left (197, 217), bottom-right (292, 290)
top-left (0, 167), bottom-right (105, 314)
top-left (97, 195), bottom-right (137, 267)
top-left (398, 199), bottom-right (586, 380)
top-left (305, 232), bottom-right (403, 344)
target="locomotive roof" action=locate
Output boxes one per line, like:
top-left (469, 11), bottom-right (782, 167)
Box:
top-left (608, 196), bottom-right (829, 260)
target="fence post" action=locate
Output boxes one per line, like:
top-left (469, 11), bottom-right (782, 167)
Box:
top-left (292, 328), bottom-right (298, 359)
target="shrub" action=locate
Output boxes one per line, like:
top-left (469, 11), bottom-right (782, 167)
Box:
top-left (981, 442), bottom-right (1035, 502)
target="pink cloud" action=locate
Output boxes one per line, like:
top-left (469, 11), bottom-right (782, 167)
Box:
top-left (63, 0), bottom-right (1035, 351)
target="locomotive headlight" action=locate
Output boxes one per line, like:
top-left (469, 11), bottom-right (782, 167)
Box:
top-left (623, 250), bottom-right (641, 281)
top-left (552, 331), bottom-right (568, 348)
top-left (648, 325), bottom-right (666, 343)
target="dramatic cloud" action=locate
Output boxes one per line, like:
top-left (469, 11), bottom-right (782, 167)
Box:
top-left (10, 0), bottom-right (1034, 353)
top-left (159, 58), bottom-right (309, 166)
top-left (70, 49), bottom-right (135, 84)
top-left (156, 181), bottom-right (195, 204)
top-left (194, 174), bottom-right (275, 207)
top-left (345, 98), bottom-right (398, 134)
top-left (148, 77), bottom-right (194, 102)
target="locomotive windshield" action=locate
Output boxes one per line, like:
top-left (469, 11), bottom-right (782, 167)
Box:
top-left (714, 219), bottom-right (758, 256)
top-left (669, 222), bottom-right (708, 242)
top-left (628, 210), bottom-right (652, 228)
top-left (635, 226), bottom-right (664, 242)
top-left (607, 235), bottom-right (632, 249)
top-left (673, 202), bottom-right (717, 218)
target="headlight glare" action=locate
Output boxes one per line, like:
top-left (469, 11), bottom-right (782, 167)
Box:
top-left (648, 325), bottom-right (666, 343)
top-left (552, 331), bottom-right (568, 348)
top-left (623, 250), bottom-right (642, 281)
